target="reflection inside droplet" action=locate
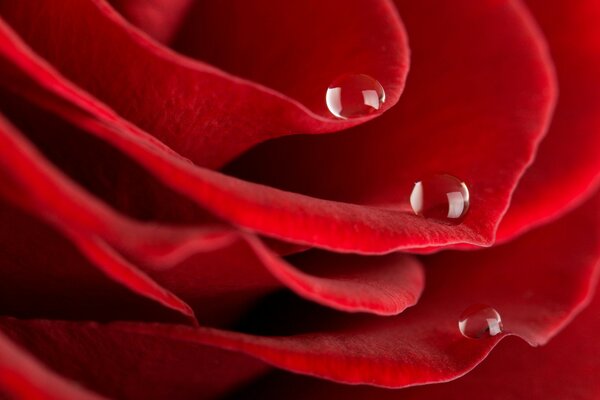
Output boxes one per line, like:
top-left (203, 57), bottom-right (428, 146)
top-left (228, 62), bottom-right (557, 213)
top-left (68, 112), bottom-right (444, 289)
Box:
top-left (410, 174), bottom-right (470, 224)
top-left (326, 74), bottom-right (385, 119)
top-left (458, 304), bottom-right (503, 339)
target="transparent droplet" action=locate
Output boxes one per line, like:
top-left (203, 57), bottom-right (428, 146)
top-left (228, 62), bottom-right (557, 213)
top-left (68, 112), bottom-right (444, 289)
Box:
top-left (458, 304), bottom-right (503, 339)
top-left (410, 174), bottom-right (470, 224)
top-left (326, 74), bottom-right (385, 119)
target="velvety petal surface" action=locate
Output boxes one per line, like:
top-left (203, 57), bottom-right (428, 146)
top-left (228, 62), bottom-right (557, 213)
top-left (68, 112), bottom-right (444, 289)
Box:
top-left (0, 331), bottom-right (104, 400)
top-left (158, 194), bottom-right (596, 387)
top-left (498, 0), bottom-right (600, 240)
top-left (227, 279), bottom-right (600, 400)
top-left (0, 320), bottom-right (268, 400)
top-left (0, 0), bottom-right (409, 168)
top-left (0, 5), bottom-right (553, 252)
top-left (0, 199), bottom-right (190, 324)
top-left (223, 0), bottom-right (557, 246)
top-left (0, 114), bottom-right (199, 322)
top-left (0, 105), bottom-right (424, 320)
top-left (107, 0), bottom-right (193, 43)
top-left (6, 194), bottom-right (592, 392)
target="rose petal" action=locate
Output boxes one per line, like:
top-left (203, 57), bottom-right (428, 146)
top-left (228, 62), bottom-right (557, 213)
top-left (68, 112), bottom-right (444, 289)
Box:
top-left (245, 237), bottom-right (424, 316)
top-left (0, 195), bottom-right (595, 397)
top-left (497, 0), bottom-right (600, 241)
top-left (0, 0), bottom-right (555, 253)
top-left (0, 18), bottom-right (544, 254)
top-left (0, 331), bottom-right (104, 400)
top-left (120, 193), bottom-right (597, 387)
top-left (0, 106), bottom-right (424, 319)
top-left (107, 0), bottom-right (193, 43)
top-left (0, 0), bottom-right (409, 168)
top-left (0, 114), bottom-right (202, 321)
top-left (0, 319), bottom-right (268, 400)
top-left (0, 199), bottom-right (191, 323)
top-left (224, 0), bottom-right (557, 246)
top-left (168, 0), bottom-right (407, 119)
top-left (226, 280), bottom-right (600, 399)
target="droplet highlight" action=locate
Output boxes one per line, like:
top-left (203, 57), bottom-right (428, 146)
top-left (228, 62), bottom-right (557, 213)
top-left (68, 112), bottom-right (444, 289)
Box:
top-left (410, 174), bottom-right (470, 224)
top-left (458, 304), bottom-right (503, 339)
top-left (326, 74), bottom-right (385, 119)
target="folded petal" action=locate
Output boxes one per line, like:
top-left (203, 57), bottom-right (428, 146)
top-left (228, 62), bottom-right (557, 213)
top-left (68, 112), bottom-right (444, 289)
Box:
top-left (224, 0), bottom-right (557, 248)
top-left (0, 9), bottom-right (552, 253)
top-left (245, 238), bottom-right (424, 316)
top-left (0, 199), bottom-right (191, 323)
top-left (107, 0), bottom-right (193, 43)
top-left (227, 278), bottom-right (600, 399)
top-left (0, 113), bottom-right (199, 322)
top-left (120, 193), bottom-right (597, 387)
top-left (0, 0), bottom-right (409, 167)
top-left (119, 232), bottom-right (425, 322)
top-left (0, 104), bottom-right (424, 320)
top-left (0, 331), bottom-right (103, 400)
top-left (0, 319), bottom-right (268, 400)
top-left (0, 195), bottom-right (595, 397)
top-left (498, 0), bottom-right (600, 241)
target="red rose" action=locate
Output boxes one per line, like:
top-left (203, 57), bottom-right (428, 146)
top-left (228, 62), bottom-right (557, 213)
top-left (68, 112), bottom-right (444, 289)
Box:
top-left (0, 0), bottom-right (598, 399)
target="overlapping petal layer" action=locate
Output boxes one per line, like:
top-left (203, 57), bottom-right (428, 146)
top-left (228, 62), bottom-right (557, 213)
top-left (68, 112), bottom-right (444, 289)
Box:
top-left (498, 0), bottom-right (600, 240)
top-left (224, 0), bottom-right (557, 247)
top-left (108, 0), bottom-right (193, 43)
top-left (0, 0), bottom-right (555, 253)
top-left (0, 106), bottom-right (425, 321)
top-left (160, 194), bottom-right (595, 387)
top-left (0, 0), bottom-right (597, 398)
top-left (0, 199), bottom-right (191, 323)
top-left (226, 277), bottom-right (600, 399)
top-left (0, 0), bottom-right (409, 168)
top-left (0, 195), bottom-right (595, 398)
top-left (0, 331), bottom-right (103, 400)
top-left (0, 322), bottom-right (268, 400)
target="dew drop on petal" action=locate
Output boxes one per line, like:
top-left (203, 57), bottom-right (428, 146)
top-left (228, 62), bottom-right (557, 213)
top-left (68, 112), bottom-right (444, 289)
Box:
top-left (458, 304), bottom-right (503, 339)
top-left (410, 174), bottom-right (470, 224)
top-left (326, 74), bottom-right (385, 119)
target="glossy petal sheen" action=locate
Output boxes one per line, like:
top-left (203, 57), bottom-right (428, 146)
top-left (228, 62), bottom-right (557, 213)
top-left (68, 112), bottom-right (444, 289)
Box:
top-left (0, 0), bottom-right (409, 168)
top-left (498, 0), bottom-right (600, 240)
top-left (227, 280), bottom-right (600, 399)
top-left (9, 195), bottom-right (593, 391)
top-left (0, 3), bottom-right (553, 252)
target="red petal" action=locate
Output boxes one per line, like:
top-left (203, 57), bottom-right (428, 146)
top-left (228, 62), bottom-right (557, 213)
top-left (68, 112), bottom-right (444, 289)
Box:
top-left (0, 108), bottom-right (424, 319)
top-left (0, 114), bottom-right (198, 321)
top-left (0, 0), bottom-right (409, 168)
top-left (236, 272), bottom-right (600, 399)
top-left (0, 199), bottom-right (190, 323)
top-left (0, 319), bottom-right (268, 400)
top-left (0, 331), bottom-right (103, 400)
top-left (0, 196), bottom-right (595, 396)
top-left (224, 0), bottom-right (557, 248)
top-left (245, 237), bottom-right (424, 316)
top-left (107, 0), bottom-right (193, 43)
top-left (0, 15), bottom-right (550, 253)
top-left (498, 0), bottom-right (600, 241)
top-left (120, 193), bottom-right (598, 387)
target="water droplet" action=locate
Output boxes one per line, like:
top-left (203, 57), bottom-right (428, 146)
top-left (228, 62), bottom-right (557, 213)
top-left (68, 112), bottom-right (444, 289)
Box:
top-left (410, 174), bottom-right (470, 224)
top-left (458, 304), bottom-right (503, 339)
top-left (326, 74), bottom-right (385, 119)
